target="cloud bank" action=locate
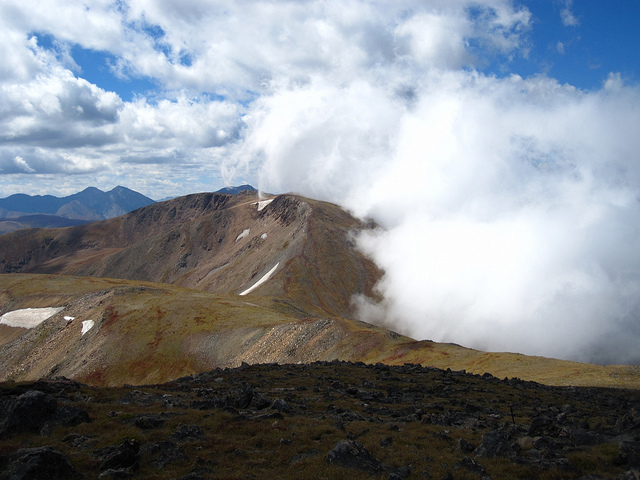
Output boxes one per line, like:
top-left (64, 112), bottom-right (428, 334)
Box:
top-left (2, 1), bottom-right (640, 364)
top-left (234, 69), bottom-right (640, 365)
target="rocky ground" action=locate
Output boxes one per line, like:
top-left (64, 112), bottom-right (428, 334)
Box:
top-left (1, 361), bottom-right (640, 479)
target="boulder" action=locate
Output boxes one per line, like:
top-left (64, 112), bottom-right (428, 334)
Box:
top-left (140, 440), bottom-right (188, 468)
top-left (97, 439), bottom-right (140, 472)
top-left (474, 428), bottom-right (515, 458)
top-left (326, 439), bottom-right (386, 474)
top-left (0, 391), bottom-right (57, 437)
top-left (1, 446), bottom-right (80, 480)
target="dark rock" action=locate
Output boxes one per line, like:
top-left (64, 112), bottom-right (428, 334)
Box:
top-left (130, 414), bottom-right (166, 429)
top-left (98, 469), bottom-right (134, 479)
top-left (457, 437), bottom-right (474, 453)
top-left (140, 440), bottom-right (188, 468)
top-left (326, 439), bottom-right (386, 474)
top-left (271, 398), bottom-right (293, 413)
top-left (616, 408), bottom-right (640, 433)
top-left (528, 415), bottom-right (556, 437)
top-left (41, 405), bottom-right (91, 435)
top-left (98, 439), bottom-right (140, 472)
top-left (171, 424), bottom-right (206, 443)
top-left (380, 436), bottom-right (393, 447)
top-left (0, 390), bottom-right (57, 437)
top-left (474, 428), bottom-right (515, 458)
top-left (1, 446), bottom-right (80, 480)
top-left (570, 428), bottom-right (603, 446)
top-left (52, 405), bottom-right (91, 426)
top-left (618, 442), bottom-right (640, 468)
top-left (616, 470), bottom-right (640, 480)
top-left (455, 456), bottom-right (492, 480)
top-left (250, 391), bottom-right (271, 410)
top-left (388, 465), bottom-right (411, 479)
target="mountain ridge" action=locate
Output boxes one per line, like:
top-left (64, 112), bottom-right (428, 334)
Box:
top-left (0, 186), bottom-right (155, 232)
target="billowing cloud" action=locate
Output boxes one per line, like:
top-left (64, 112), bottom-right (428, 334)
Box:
top-left (233, 67), bottom-right (640, 365)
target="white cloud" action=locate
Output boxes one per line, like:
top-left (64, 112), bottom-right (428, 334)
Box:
top-left (233, 66), bottom-right (640, 365)
top-left (560, 0), bottom-right (579, 27)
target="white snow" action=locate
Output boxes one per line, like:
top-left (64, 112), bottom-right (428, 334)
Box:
top-left (0, 307), bottom-right (63, 329)
top-left (64, 316), bottom-right (75, 322)
top-left (239, 262), bottom-right (280, 296)
top-left (261, 233), bottom-right (268, 240)
top-left (236, 228), bottom-right (250, 242)
top-left (257, 199), bottom-right (273, 211)
top-left (81, 320), bottom-right (94, 336)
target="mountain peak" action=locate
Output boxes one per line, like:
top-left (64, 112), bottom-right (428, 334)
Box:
top-left (215, 185), bottom-right (257, 195)
top-left (0, 186), bottom-right (156, 228)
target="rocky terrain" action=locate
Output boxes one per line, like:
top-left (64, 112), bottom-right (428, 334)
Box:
top-left (1, 361), bottom-right (640, 479)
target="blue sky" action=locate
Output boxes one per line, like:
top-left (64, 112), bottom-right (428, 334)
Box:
top-left (512, 1), bottom-right (640, 89)
top-left (2, 0), bottom-right (640, 364)
top-left (27, 1), bottom-right (640, 106)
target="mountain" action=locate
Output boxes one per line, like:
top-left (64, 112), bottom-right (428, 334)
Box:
top-left (0, 186), bottom-right (155, 232)
top-left (1, 190), bottom-right (639, 389)
top-left (215, 184), bottom-right (257, 195)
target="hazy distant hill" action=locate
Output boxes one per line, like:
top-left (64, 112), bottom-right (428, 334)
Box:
top-left (215, 184), bottom-right (257, 195)
top-left (0, 186), bottom-right (155, 232)
top-left (0, 214), bottom-right (89, 234)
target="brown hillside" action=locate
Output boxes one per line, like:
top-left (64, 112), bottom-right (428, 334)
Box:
top-left (0, 192), bottom-right (381, 320)
top-left (0, 274), bottom-right (639, 388)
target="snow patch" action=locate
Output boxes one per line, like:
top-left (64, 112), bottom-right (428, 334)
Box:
top-left (0, 307), bottom-right (63, 329)
top-left (236, 228), bottom-right (250, 242)
top-left (81, 320), bottom-right (94, 336)
top-left (257, 199), bottom-right (273, 211)
top-left (239, 262), bottom-right (280, 296)
top-left (64, 316), bottom-right (75, 322)
top-left (261, 233), bottom-right (268, 240)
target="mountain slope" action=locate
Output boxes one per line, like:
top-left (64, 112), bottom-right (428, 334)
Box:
top-left (0, 192), bottom-right (381, 320)
top-left (0, 273), bottom-right (639, 388)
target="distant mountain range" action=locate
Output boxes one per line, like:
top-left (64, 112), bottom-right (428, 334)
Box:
top-left (0, 186), bottom-right (155, 233)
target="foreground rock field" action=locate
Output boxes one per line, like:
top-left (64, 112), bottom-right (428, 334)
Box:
top-left (1, 361), bottom-right (640, 479)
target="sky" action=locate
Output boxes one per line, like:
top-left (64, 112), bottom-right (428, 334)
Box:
top-left (2, 0), bottom-right (640, 364)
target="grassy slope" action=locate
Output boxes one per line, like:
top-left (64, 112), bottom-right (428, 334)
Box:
top-left (1, 274), bottom-right (639, 389)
